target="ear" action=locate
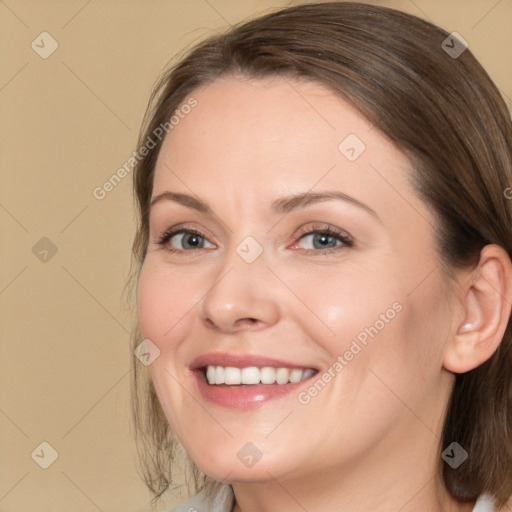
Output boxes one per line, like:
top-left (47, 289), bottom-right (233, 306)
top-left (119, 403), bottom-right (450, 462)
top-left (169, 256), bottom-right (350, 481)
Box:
top-left (443, 244), bottom-right (512, 374)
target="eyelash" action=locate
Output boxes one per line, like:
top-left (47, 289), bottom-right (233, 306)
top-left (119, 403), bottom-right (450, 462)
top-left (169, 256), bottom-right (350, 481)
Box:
top-left (157, 226), bottom-right (207, 253)
top-left (156, 223), bottom-right (353, 255)
top-left (292, 224), bottom-right (353, 253)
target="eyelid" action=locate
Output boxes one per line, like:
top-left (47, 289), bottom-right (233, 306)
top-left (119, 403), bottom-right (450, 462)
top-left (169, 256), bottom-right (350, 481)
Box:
top-left (292, 223), bottom-right (353, 243)
top-left (155, 223), bottom-right (217, 249)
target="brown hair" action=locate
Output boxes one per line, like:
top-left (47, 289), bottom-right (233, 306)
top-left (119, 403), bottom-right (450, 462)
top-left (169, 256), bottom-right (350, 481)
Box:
top-left (127, 1), bottom-right (512, 507)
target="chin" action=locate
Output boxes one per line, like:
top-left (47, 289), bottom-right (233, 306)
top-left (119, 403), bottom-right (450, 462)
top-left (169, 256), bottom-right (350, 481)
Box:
top-left (190, 440), bottom-right (304, 486)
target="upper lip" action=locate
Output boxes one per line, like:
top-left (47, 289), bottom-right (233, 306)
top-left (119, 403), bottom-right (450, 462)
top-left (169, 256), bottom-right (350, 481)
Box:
top-left (190, 352), bottom-right (317, 370)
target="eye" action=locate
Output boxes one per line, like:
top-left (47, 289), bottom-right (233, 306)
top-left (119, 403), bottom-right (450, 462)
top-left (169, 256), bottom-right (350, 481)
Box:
top-left (294, 225), bottom-right (353, 252)
top-left (158, 228), bottom-right (215, 252)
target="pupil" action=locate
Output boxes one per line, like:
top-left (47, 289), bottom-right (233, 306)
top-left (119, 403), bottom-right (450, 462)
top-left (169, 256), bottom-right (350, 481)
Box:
top-left (315, 234), bottom-right (336, 248)
top-left (185, 234), bottom-right (201, 248)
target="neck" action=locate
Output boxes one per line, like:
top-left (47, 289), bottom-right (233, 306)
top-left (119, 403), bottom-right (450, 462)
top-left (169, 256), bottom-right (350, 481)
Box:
top-left (231, 474), bottom-right (476, 512)
top-left (230, 418), bottom-right (476, 512)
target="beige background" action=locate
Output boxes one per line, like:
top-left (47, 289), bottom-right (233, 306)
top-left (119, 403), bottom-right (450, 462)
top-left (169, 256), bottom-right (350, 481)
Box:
top-left (1, 0), bottom-right (510, 511)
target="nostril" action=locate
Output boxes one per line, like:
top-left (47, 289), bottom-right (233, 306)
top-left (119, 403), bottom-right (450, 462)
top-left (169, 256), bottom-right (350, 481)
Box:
top-left (235, 318), bottom-right (259, 328)
top-left (202, 318), bottom-right (220, 331)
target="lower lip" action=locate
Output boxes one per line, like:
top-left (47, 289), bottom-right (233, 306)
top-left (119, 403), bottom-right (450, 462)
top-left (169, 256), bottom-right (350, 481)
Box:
top-left (193, 370), bottom-right (313, 409)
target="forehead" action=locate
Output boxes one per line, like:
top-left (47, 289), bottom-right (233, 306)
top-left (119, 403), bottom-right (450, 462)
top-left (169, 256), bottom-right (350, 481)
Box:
top-left (156, 76), bottom-right (375, 180)
top-left (152, 75), bottom-right (420, 221)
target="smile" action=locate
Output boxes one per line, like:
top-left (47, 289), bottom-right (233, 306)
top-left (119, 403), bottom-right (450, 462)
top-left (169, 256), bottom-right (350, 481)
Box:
top-left (189, 353), bottom-right (319, 409)
top-left (205, 365), bottom-right (316, 385)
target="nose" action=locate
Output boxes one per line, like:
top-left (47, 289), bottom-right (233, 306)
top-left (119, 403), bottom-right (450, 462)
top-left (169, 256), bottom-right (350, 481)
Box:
top-left (198, 248), bottom-right (281, 334)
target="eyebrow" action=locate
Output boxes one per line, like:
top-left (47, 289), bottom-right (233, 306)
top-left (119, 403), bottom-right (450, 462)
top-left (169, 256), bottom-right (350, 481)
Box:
top-left (271, 190), bottom-right (379, 220)
top-left (150, 192), bottom-right (212, 213)
top-left (150, 190), bottom-right (379, 221)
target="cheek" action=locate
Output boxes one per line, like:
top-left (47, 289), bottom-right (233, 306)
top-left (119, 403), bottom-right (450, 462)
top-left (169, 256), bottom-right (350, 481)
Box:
top-left (136, 259), bottom-right (199, 436)
top-left (283, 261), bottom-right (403, 356)
top-left (137, 264), bottom-right (165, 342)
top-left (137, 259), bottom-right (196, 343)
top-left (285, 260), bottom-right (443, 409)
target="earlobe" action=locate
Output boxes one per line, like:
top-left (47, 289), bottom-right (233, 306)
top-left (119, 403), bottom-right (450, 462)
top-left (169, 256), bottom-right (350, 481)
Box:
top-left (443, 244), bottom-right (512, 375)
top-left (459, 323), bottom-right (474, 333)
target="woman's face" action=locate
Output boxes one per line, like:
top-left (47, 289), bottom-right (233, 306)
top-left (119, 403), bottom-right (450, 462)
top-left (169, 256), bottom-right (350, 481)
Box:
top-left (137, 76), bottom-right (458, 484)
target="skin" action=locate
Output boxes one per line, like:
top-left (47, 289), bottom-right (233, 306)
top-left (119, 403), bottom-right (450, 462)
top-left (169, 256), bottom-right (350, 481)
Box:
top-left (137, 75), bottom-right (512, 512)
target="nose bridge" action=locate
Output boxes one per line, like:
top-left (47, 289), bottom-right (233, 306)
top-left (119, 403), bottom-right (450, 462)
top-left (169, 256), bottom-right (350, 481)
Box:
top-left (198, 235), bottom-right (279, 332)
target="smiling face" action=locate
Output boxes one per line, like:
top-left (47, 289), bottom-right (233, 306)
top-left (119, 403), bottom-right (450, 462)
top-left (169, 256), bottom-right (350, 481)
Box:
top-left (137, 76), bottom-right (459, 489)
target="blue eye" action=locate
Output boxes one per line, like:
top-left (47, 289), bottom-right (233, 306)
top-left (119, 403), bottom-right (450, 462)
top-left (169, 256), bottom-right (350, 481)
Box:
top-left (300, 233), bottom-right (340, 249)
top-left (156, 225), bottom-right (353, 254)
top-left (296, 227), bottom-right (353, 252)
top-left (158, 229), bottom-right (214, 251)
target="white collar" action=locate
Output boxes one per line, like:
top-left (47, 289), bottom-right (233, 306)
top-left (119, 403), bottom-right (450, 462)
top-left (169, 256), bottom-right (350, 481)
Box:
top-left (472, 493), bottom-right (495, 512)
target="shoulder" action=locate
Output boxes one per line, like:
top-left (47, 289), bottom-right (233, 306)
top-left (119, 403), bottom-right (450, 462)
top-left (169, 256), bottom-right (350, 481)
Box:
top-left (168, 485), bottom-right (233, 512)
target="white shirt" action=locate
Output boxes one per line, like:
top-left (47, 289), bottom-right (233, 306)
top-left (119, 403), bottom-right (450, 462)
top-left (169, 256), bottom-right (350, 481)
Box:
top-left (169, 486), bottom-right (496, 512)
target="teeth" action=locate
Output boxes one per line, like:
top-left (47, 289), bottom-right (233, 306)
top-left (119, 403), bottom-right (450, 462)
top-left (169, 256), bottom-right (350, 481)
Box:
top-left (224, 367), bottom-right (241, 385)
top-left (215, 366), bottom-right (224, 385)
top-left (261, 366), bottom-right (276, 384)
top-left (289, 368), bottom-right (303, 383)
top-left (302, 369), bottom-right (315, 379)
top-left (241, 367), bottom-right (260, 385)
top-left (275, 367), bottom-right (289, 384)
top-left (206, 365), bottom-right (216, 384)
top-left (204, 365), bottom-right (316, 385)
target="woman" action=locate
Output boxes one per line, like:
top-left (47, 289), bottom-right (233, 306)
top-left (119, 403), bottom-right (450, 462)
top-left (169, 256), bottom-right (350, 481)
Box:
top-left (128, 2), bottom-right (512, 511)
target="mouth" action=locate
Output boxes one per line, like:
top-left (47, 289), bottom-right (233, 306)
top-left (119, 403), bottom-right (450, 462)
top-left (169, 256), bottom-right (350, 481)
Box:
top-left (190, 353), bottom-right (319, 409)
